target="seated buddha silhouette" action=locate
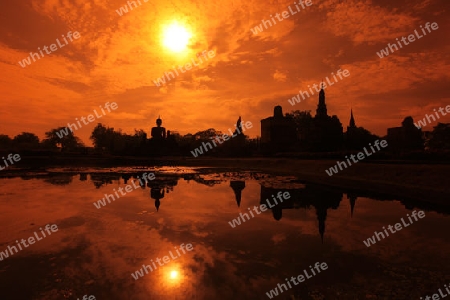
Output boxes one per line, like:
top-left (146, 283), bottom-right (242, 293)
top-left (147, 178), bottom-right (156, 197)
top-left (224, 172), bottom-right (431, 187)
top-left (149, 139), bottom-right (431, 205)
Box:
top-left (151, 116), bottom-right (166, 140)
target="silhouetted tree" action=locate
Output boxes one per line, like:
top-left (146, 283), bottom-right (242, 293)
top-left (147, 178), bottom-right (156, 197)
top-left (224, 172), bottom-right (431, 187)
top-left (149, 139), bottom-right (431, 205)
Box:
top-left (194, 128), bottom-right (223, 140)
top-left (134, 129), bottom-right (147, 140)
top-left (90, 123), bottom-right (115, 151)
top-left (191, 128), bottom-right (224, 155)
top-left (173, 133), bottom-right (195, 154)
top-left (345, 127), bottom-right (379, 150)
top-left (90, 124), bottom-right (150, 155)
top-left (13, 132), bottom-right (40, 150)
top-left (0, 134), bottom-right (12, 149)
top-left (43, 127), bottom-right (84, 151)
top-left (427, 123), bottom-right (450, 150)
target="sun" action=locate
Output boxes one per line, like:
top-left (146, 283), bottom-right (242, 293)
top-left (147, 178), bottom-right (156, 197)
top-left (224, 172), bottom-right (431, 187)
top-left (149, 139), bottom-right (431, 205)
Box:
top-left (162, 22), bottom-right (191, 53)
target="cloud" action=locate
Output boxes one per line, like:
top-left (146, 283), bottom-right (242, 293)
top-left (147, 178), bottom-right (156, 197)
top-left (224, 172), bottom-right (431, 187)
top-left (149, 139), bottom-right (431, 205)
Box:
top-left (319, 0), bottom-right (419, 44)
top-left (273, 70), bottom-right (287, 82)
top-left (0, 0), bottom-right (449, 142)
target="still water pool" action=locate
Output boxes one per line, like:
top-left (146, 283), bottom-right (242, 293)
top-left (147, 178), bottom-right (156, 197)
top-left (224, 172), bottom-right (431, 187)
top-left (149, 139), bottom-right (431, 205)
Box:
top-left (0, 167), bottom-right (449, 300)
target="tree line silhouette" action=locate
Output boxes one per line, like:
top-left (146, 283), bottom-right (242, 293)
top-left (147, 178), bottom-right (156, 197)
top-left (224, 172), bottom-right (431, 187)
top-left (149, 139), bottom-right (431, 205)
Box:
top-left (0, 111), bottom-right (449, 158)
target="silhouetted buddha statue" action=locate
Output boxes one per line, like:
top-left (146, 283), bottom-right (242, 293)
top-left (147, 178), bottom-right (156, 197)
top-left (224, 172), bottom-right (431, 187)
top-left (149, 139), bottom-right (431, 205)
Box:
top-left (151, 116), bottom-right (166, 140)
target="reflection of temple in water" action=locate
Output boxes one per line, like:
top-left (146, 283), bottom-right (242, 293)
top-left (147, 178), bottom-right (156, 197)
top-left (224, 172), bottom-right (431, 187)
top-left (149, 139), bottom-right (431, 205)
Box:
top-left (260, 185), bottom-right (343, 242)
top-left (230, 181), bottom-right (246, 207)
top-left (152, 187), bottom-right (164, 211)
top-left (89, 173), bottom-right (180, 211)
top-left (42, 174), bottom-right (74, 186)
top-left (347, 193), bottom-right (357, 217)
top-left (181, 173), bottom-right (224, 187)
top-left (142, 176), bottom-right (178, 211)
top-left (90, 174), bottom-right (122, 189)
top-left (188, 175), bottom-right (223, 187)
top-left (122, 174), bottom-right (131, 184)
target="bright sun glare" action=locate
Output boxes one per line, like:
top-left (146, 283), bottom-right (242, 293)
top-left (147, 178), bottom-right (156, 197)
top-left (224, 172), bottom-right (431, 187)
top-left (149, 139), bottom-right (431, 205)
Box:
top-left (162, 23), bottom-right (191, 53)
top-left (170, 270), bottom-right (178, 279)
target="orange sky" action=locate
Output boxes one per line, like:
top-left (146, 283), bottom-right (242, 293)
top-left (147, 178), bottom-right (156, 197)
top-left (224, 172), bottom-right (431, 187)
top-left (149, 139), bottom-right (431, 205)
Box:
top-left (1, 0), bottom-right (449, 145)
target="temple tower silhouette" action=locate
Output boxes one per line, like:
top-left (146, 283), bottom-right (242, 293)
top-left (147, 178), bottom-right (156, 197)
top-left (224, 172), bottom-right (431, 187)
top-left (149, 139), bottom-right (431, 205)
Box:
top-left (316, 83), bottom-right (328, 118)
top-left (349, 109), bottom-right (356, 129)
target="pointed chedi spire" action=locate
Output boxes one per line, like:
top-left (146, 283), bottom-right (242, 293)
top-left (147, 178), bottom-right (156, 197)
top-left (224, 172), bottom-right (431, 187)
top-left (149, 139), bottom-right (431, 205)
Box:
top-left (349, 109), bottom-right (356, 128)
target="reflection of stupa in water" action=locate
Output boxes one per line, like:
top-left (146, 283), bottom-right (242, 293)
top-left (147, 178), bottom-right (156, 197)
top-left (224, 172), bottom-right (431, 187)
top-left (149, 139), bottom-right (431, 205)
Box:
top-left (260, 184), bottom-right (343, 243)
top-left (90, 174), bottom-right (121, 189)
top-left (315, 204), bottom-right (328, 243)
top-left (146, 176), bottom-right (178, 211)
top-left (347, 193), bottom-right (357, 217)
top-left (230, 181), bottom-right (246, 207)
top-left (43, 174), bottom-right (74, 186)
top-left (122, 174), bottom-right (131, 184)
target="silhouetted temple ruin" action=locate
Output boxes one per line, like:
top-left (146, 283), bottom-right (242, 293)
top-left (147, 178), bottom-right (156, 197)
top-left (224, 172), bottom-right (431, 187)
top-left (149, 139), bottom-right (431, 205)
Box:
top-left (261, 85), bottom-right (343, 153)
top-left (260, 106), bottom-right (296, 153)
